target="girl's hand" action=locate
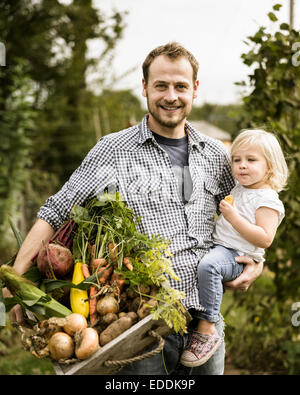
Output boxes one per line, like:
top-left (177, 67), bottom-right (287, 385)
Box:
top-left (219, 199), bottom-right (239, 224)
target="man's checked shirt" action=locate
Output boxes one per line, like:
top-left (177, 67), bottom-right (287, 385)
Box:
top-left (37, 115), bottom-right (235, 313)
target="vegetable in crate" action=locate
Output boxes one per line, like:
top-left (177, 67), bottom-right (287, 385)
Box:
top-left (70, 262), bottom-right (89, 318)
top-left (96, 293), bottom-right (119, 316)
top-left (63, 313), bottom-right (88, 336)
top-left (36, 220), bottom-right (76, 279)
top-left (37, 243), bottom-right (73, 278)
top-left (69, 193), bottom-right (189, 333)
top-left (99, 315), bottom-right (135, 346)
top-left (0, 265), bottom-right (72, 320)
top-left (49, 332), bottom-right (74, 361)
top-left (75, 327), bottom-right (100, 360)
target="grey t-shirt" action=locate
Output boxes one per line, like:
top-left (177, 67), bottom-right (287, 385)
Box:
top-left (152, 131), bottom-right (193, 204)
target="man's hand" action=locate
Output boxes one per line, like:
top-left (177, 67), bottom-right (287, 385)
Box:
top-left (224, 255), bottom-right (263, 291)
top-left (2, 287), bottom-right (26, 326)
top-left (1, 219), bottom-right (55, 326)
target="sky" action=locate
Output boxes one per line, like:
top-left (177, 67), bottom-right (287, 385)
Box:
top-left (89, 0), bottom-right (299, 107)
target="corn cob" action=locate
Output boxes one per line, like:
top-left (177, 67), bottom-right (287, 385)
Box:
top-left (0, 265), bottom-right (71, 319)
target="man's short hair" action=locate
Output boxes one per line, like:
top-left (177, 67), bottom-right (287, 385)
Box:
top-left (142, 42), bottom-right (199, 84)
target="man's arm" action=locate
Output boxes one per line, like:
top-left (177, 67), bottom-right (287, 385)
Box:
top-left (2, 219), bottom-right (55, 324)
top-left (4, 136), bottom-right (117, 325)
top-left (12, 219), bottom-right (55, 275)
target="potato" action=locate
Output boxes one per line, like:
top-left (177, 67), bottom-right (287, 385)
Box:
top-left (127, 311), bottom-right (138, 324)
top-left (101, 312), bottom-right (118, 326)
top-left (128, 296), bottom-right (146, 312)
top-left (137, 299), bottom-right (158, 320)
top-left (99, 316), bottom-right (133, 346)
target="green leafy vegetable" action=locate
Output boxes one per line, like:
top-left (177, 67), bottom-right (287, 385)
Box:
top-left (68, 192), bottom-right (188, 333)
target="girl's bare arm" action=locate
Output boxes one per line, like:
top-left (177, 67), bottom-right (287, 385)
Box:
top-left (220, 200), bottom-right (279, 249)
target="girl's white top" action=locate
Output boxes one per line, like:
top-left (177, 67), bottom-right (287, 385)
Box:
top-left (212, 183), bottom-right (285, 263)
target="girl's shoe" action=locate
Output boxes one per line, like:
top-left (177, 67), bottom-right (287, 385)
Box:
top-left (180, 331), bottom-right (222, 367)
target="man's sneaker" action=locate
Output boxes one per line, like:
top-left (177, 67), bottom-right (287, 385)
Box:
top-left (180, 331), bottom-right (222, 367)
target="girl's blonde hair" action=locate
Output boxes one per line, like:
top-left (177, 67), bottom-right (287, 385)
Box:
top-left (230, 129), bottom-right (289, 192)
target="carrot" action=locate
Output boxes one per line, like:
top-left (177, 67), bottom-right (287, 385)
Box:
top-left (108, 242), bottom-right (118, 263)
top-left (89, 286), bottom-right (98, 326)
top-left (123, 257), bottom-right (133, 271)
top-left (81, 263), bottom-right (90, 279)
top-left (92, 258), bottom-right (107, 272)
top-left (81, 263), bottom-right (98, 326)
top-left (98, 264), bottom-right (113, 284)
top-left (110, 272), bottom-right (125, 296)
top-left (90, 244), bottom-right (95, 266)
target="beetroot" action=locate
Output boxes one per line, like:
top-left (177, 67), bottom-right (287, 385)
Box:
top-left (37, 243), bottom-right (74, 279)
top-left (34, 219), bottom-right (76, 279)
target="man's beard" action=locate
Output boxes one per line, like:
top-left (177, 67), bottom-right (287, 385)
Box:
top-left (147, 98), bottom-right (188, 129)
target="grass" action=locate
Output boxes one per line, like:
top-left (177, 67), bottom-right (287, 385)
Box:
top-left (220, 268), bottom-right (293, 374)
top-left (0, 316), bottom-right (55, 375)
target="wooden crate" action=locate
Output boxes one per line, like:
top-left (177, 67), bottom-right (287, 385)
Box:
top-left (52, 314), bottom-right (173, 375)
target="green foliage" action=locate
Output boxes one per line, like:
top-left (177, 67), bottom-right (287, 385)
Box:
top-left (189, 103), bottom-right (243, 136)
top-left (226, 4), bottom-right (300, 374)
top-left (95, 89), bottom-right (146, 135)
top-left (69, 193), bottom-right (189, 333)
top-left (0, 58), bottom-right (37, 253)
top-left (0, 0), bottom-right (133, 262)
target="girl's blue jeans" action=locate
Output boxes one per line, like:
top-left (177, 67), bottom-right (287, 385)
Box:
top-left (115, 244), bottom-right (242, 375)
top-left (195, 244), bottom-right (244, 323)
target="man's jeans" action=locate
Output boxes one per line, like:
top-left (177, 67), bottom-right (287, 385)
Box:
top-left (116, 315), bottom-right (225, 375)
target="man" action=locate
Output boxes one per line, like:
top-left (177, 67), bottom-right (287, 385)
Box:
top-left (4, 42), bottom-right (263, 374)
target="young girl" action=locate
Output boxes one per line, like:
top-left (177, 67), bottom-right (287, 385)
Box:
top-left (180, 129), bottom-right (289, 367)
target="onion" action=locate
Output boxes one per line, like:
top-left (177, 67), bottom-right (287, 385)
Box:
top-left (75, 327), bottom-right (100, 360)
top-left (48, 332), bottom-right (74, 361)
top-left (39, 319), bottom-right (63, 340)
top-left (96, 294), bottom-right (119, 316)
top-left (63, 313), bottom-right (87, 336)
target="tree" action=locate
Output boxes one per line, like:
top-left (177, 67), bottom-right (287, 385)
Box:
top-left (226, 4), bottom-right (300, 373)
top-left (0, 59), bottom-right (37, 255)
top-left (0, 0), bottom-right (127, 260)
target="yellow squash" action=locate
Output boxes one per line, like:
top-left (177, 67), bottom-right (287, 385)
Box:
top-left (70, 262), bottom-right (89, 318)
